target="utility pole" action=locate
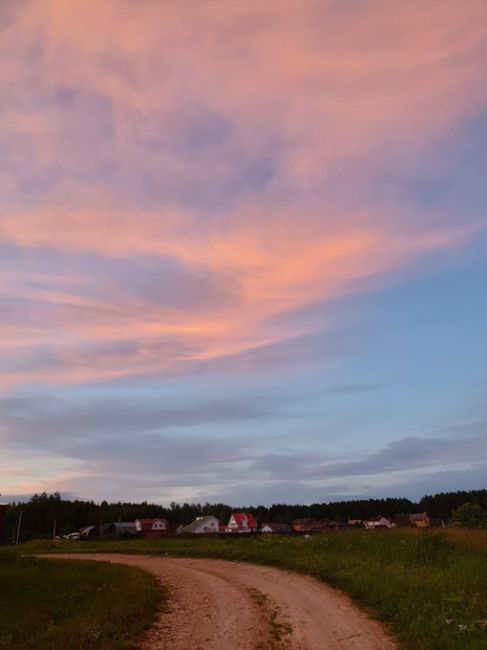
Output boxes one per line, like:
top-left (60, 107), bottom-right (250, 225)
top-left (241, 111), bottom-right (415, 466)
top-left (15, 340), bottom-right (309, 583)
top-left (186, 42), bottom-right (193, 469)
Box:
top-left (16, 506), bottom-right (22, 545)
top-left (52, 518), bottom-right (57, 541)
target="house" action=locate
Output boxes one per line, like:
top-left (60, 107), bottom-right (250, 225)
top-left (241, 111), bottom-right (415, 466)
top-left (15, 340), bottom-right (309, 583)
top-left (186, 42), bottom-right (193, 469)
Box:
top-left (79, 522), bottom-right (137, 538)
top-left (291, 518), bottom-right (335, 533)
top-left (135, 518), bottom-right (170, 537)
top-left (363, 516), bottom-right (392, 529)
top-left (112, 522), bottom-right (137, 536)
top-left (394, 512), bottom-right (432, 528)
top-left (260, 522), bottom-right (291, 534)
top-left (226, 512), bottom-right (257, 533)
top-left (348, 519), bottom-right (363, 527)
top-left (409, 513), bottom-right (430, 528)
top-left (291, 518), bottom-right (314, 532)
top-left (80, 525), bottom-right (98, 538)
top-left (180, 516), bottom-right (220, 534)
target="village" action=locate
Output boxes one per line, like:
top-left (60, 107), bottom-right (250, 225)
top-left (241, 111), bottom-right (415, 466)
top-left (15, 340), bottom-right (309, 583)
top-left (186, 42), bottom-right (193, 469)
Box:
top-left (74, 510), bottom-right (443, 540)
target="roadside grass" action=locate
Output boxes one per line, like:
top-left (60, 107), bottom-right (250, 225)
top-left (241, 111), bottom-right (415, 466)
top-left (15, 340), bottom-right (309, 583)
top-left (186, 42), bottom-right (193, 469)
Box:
top-left (442, 527), bottom-right (487, 552)
top-left (22, 528), bottom-right (487, 650)
top-left (0, 548), bottom-right (163, 650)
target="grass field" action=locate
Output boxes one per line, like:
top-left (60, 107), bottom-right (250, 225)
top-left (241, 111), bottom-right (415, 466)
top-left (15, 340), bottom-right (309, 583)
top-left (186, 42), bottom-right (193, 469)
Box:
top-left (0, 548), bottom-right (162, 649)
top-left (23, 528), bottom-right (487, 650)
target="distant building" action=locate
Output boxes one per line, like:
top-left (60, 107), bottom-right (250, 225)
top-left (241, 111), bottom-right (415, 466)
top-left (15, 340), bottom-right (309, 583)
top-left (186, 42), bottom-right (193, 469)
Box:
top-left (291, 518), bottom-right (336, 533)
top-left (170, 523), bottom-right (184, 535)
top-left (260, 522), bottom-right (291, 534)
top-left (181, 516), bottom-right (220, 534)
top-left (80, 525), bottom-right (98, 538)
top-left (348, 519), bottom-right (363, 527)
top-left (291, 518), bottom-right (315, 533)
top-left (363, 516), bottom-right (392, 529)
top-left (394, 512), bottom-right (432, 528)
top-left (409, 513), bottom-right (430, 528)
top-left (226, 512), bottom-right (257, 533)
top-left (135, 518), bottom-right (170, 537)
top-left (112, 522), bottom-right (138, 536)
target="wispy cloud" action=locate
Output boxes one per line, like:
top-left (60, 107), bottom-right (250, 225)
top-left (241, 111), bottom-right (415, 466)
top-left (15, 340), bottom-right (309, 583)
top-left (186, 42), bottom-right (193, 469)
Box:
top-left (2, 387), bottom-right (485, 503)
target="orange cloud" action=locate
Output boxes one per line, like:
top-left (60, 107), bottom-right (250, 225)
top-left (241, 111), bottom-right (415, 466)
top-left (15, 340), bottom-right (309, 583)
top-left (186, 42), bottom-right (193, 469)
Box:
top-left (0, 204), bottom-right (477, 389)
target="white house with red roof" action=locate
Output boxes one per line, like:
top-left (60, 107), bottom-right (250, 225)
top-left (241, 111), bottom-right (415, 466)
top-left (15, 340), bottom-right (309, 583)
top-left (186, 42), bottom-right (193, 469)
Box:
top-left (226, 512), bottom-right (257, 533)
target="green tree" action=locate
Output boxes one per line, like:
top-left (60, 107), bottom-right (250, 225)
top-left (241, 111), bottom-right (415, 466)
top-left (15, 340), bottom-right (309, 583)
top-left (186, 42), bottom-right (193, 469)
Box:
top-left (451, 502), bottom-right (487, 528)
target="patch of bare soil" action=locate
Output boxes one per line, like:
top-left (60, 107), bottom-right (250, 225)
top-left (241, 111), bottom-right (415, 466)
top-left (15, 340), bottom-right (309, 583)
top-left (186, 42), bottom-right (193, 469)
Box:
top-left (41, 554), bottom-right (397, 649)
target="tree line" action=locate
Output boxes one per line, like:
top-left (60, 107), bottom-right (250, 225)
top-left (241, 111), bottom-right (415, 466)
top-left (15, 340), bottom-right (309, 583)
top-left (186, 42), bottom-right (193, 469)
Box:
top-left (2, 489), bottom-right (486, 542)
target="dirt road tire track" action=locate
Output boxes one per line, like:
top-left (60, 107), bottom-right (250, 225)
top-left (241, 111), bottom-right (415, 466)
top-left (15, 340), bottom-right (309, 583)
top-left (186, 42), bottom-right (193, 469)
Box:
top-left (38, 554), bottom-right (397, 650)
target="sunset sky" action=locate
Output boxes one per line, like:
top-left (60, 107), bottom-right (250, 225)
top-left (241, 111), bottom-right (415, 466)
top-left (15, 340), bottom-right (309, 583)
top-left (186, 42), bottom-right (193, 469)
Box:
top-left (1, 1), bottom-right (486, 505)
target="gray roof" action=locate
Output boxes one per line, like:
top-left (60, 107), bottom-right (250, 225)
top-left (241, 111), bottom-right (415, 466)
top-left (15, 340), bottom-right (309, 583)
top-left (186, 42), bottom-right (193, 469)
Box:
top-left (181, 516), bottom-right (219, 533)
top-left (114, 522), bottom-right (137, 530)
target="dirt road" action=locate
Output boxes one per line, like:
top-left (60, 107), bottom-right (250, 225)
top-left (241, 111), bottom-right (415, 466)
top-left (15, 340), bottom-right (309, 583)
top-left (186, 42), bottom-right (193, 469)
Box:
top-left (42, 554), bottom-right (397, 650)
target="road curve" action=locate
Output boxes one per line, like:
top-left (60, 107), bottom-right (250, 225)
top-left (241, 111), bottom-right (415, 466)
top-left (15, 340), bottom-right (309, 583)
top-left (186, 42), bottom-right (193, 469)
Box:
top-left (40, 553), bottom-right (397, 650)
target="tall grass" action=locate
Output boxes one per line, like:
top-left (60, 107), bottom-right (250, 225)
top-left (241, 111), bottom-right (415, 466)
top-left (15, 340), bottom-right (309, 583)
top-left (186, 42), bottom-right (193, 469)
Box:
top-left (24, 528), bottom-right (487, 650)
top-left (0, 548), bottom-right (162, 649)
top-left (442, 527), bottom-right (487, 552)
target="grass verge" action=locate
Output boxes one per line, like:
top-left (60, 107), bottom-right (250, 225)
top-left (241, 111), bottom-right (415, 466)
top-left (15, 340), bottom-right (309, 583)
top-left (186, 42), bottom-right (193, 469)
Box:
top-left (0, 548), bottom-right (163, 649)
top-left (22, 528), bottom-right (487, 650)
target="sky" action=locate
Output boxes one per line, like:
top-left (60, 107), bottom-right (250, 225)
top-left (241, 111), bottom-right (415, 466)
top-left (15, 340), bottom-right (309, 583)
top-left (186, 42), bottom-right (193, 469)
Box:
top-left (1, 0), bottom-right (486, 506)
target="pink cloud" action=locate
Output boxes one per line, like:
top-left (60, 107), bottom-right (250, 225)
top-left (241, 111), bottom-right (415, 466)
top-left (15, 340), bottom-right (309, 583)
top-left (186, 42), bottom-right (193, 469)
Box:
top-left (0, 1), bottom-right (486, 388)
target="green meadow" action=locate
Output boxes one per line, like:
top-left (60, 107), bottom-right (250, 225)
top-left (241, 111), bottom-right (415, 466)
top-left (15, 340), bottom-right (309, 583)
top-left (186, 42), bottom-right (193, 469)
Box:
top-left (23, 528), bottom-right (487, 650)
top-left (0, 549), bottom-right (162, 650)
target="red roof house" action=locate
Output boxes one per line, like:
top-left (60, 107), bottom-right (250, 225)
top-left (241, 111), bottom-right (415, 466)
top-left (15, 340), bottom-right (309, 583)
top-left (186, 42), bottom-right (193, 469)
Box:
top-left (135, 518), bottom-right (170, 537)
top-left (226, 512), bottom-right (257, 533)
